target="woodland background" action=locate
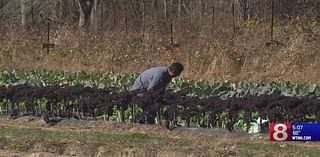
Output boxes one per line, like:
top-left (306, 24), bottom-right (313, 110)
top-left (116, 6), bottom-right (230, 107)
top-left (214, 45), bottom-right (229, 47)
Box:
top-left (0, 0), bottom-right (320, 84)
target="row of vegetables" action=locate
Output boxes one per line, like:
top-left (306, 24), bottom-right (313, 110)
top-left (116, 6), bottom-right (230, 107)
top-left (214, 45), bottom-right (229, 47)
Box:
top-left (0, 84), bottom-right (319, 132)
top-left (0, 70), bottom-right (318, 132)
top-left (0, 70), bottom-right (319, 98)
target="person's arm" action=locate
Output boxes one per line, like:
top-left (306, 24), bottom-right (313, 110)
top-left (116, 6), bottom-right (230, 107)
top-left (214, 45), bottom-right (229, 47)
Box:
top-left (148, 79), bottom-right (168, 95)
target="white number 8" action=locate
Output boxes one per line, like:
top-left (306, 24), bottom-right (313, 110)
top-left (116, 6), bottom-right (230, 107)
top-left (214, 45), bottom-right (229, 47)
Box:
top-left (273, 124), bottom-right (288, 141)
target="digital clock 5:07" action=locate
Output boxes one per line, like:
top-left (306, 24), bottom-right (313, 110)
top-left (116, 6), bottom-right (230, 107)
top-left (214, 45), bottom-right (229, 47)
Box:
top-left (292, 125), bottom-right (303, 130)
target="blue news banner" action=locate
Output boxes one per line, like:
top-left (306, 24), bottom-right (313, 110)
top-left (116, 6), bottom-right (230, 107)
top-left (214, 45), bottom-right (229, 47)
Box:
top-left (270, 123), bottom-right (320, 141)
top-left (291, 123), bottom-right (320, 141)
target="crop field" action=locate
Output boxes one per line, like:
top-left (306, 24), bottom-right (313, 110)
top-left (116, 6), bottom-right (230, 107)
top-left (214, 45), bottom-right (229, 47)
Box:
top-left (1, 0), bottom-right (320, 156)
top-left (0, 70), bottom-right (320, 157)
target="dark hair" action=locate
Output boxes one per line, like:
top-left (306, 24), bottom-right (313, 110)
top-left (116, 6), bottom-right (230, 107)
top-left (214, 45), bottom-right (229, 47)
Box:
top-left (168, 62), bottom-right (184, 74)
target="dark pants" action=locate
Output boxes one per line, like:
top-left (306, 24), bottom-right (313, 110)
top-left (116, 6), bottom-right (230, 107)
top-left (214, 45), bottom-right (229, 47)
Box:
top-left (129, 88), bottom-right (161, 125)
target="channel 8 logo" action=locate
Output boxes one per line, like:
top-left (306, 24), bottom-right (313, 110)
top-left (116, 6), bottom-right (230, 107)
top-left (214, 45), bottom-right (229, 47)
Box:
top-left (270, 123), bottom-right (291, 141)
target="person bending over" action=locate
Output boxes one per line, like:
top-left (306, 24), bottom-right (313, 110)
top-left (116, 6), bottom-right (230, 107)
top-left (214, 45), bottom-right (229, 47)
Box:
top-left (129, 62), bottom-right (184, 124)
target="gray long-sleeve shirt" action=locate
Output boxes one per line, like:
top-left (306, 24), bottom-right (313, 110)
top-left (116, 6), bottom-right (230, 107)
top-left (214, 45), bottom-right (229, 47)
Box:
top-left (129, 66), bottom-right (172, 93)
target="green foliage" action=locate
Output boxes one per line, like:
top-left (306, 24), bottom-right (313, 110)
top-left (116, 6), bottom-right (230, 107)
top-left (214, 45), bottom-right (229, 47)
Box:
top-left (0, 70), bottom-right (320, 99)
top-left (1, 69), bottom-right (319, 132)
top-left (0, 127), bottom-right (160, 144)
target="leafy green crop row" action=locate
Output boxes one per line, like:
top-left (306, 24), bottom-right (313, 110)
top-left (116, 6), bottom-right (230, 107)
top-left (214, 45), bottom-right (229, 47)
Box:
top-left (0, 70), bottom-right (319, 98)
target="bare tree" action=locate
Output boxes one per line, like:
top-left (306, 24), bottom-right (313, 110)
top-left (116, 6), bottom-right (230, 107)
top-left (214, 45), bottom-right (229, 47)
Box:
top-left (58, 0), bottom-right (63, 21)
top-left (199, 0), bottom-right (202, 23)
top-left (164, 0), bottom-right (167, 18)
top-left (91, 0), bottom-right (98, 31)
top-left (78, 0), bottom-right (94, 31)
top-left (243, 0), bottom-right (247, 21)
top-left (21, 0), bottom-right (27, 28)
top-left (142, 0), bottom-right (145, 37)
top-left (0, 0), bottom-right (319, 33)
top-left (178, 0), bottom-right (181, 18)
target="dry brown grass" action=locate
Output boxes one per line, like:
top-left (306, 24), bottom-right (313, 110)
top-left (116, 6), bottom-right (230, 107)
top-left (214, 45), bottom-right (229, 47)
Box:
top-left (0, 18), bottom-right (320, 84)
top-left (0, 116), bottom-right (319, 157)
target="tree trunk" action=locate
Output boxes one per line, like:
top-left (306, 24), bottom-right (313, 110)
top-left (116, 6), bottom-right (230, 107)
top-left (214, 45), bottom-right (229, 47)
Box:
top-left (170, 0), bottom-right (173, 18)
top-left (212, 2), bottom-right (215, 32)
top-left (31, 1), bottom-right (34, 27)
top-left (199, 0), bottom-right (202, 23)
top-left (21, 0), bottom-right (27, 28)
top-left (243, 0), bottom-right (252, 21)
top-left (205, 0), bottom-right (208, 12)
top-left (99, 0), bottom-right (104, 30)
top-left (59, 0), bottom-right (63, 22)
top-left (78, 0), bottom-right (85, 28)
top-left (78, 0), bottom-right (94, 31)
top-left (178, 0), bottom-right (181, 18)
top-left (111, 0), bottom-right (116, 28)
top-left (190, 0), bottom-right (193, 26)
top-left (164, 0), bottom-right (167, 18)
top-left (142, 0), bottom-right (145, 37)
top-left (153, 0), bottom-right (158, 12)
top-left (79, 11), bottom-right (84, 28)
top-left (91, 0), bottom-right (98, 31)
